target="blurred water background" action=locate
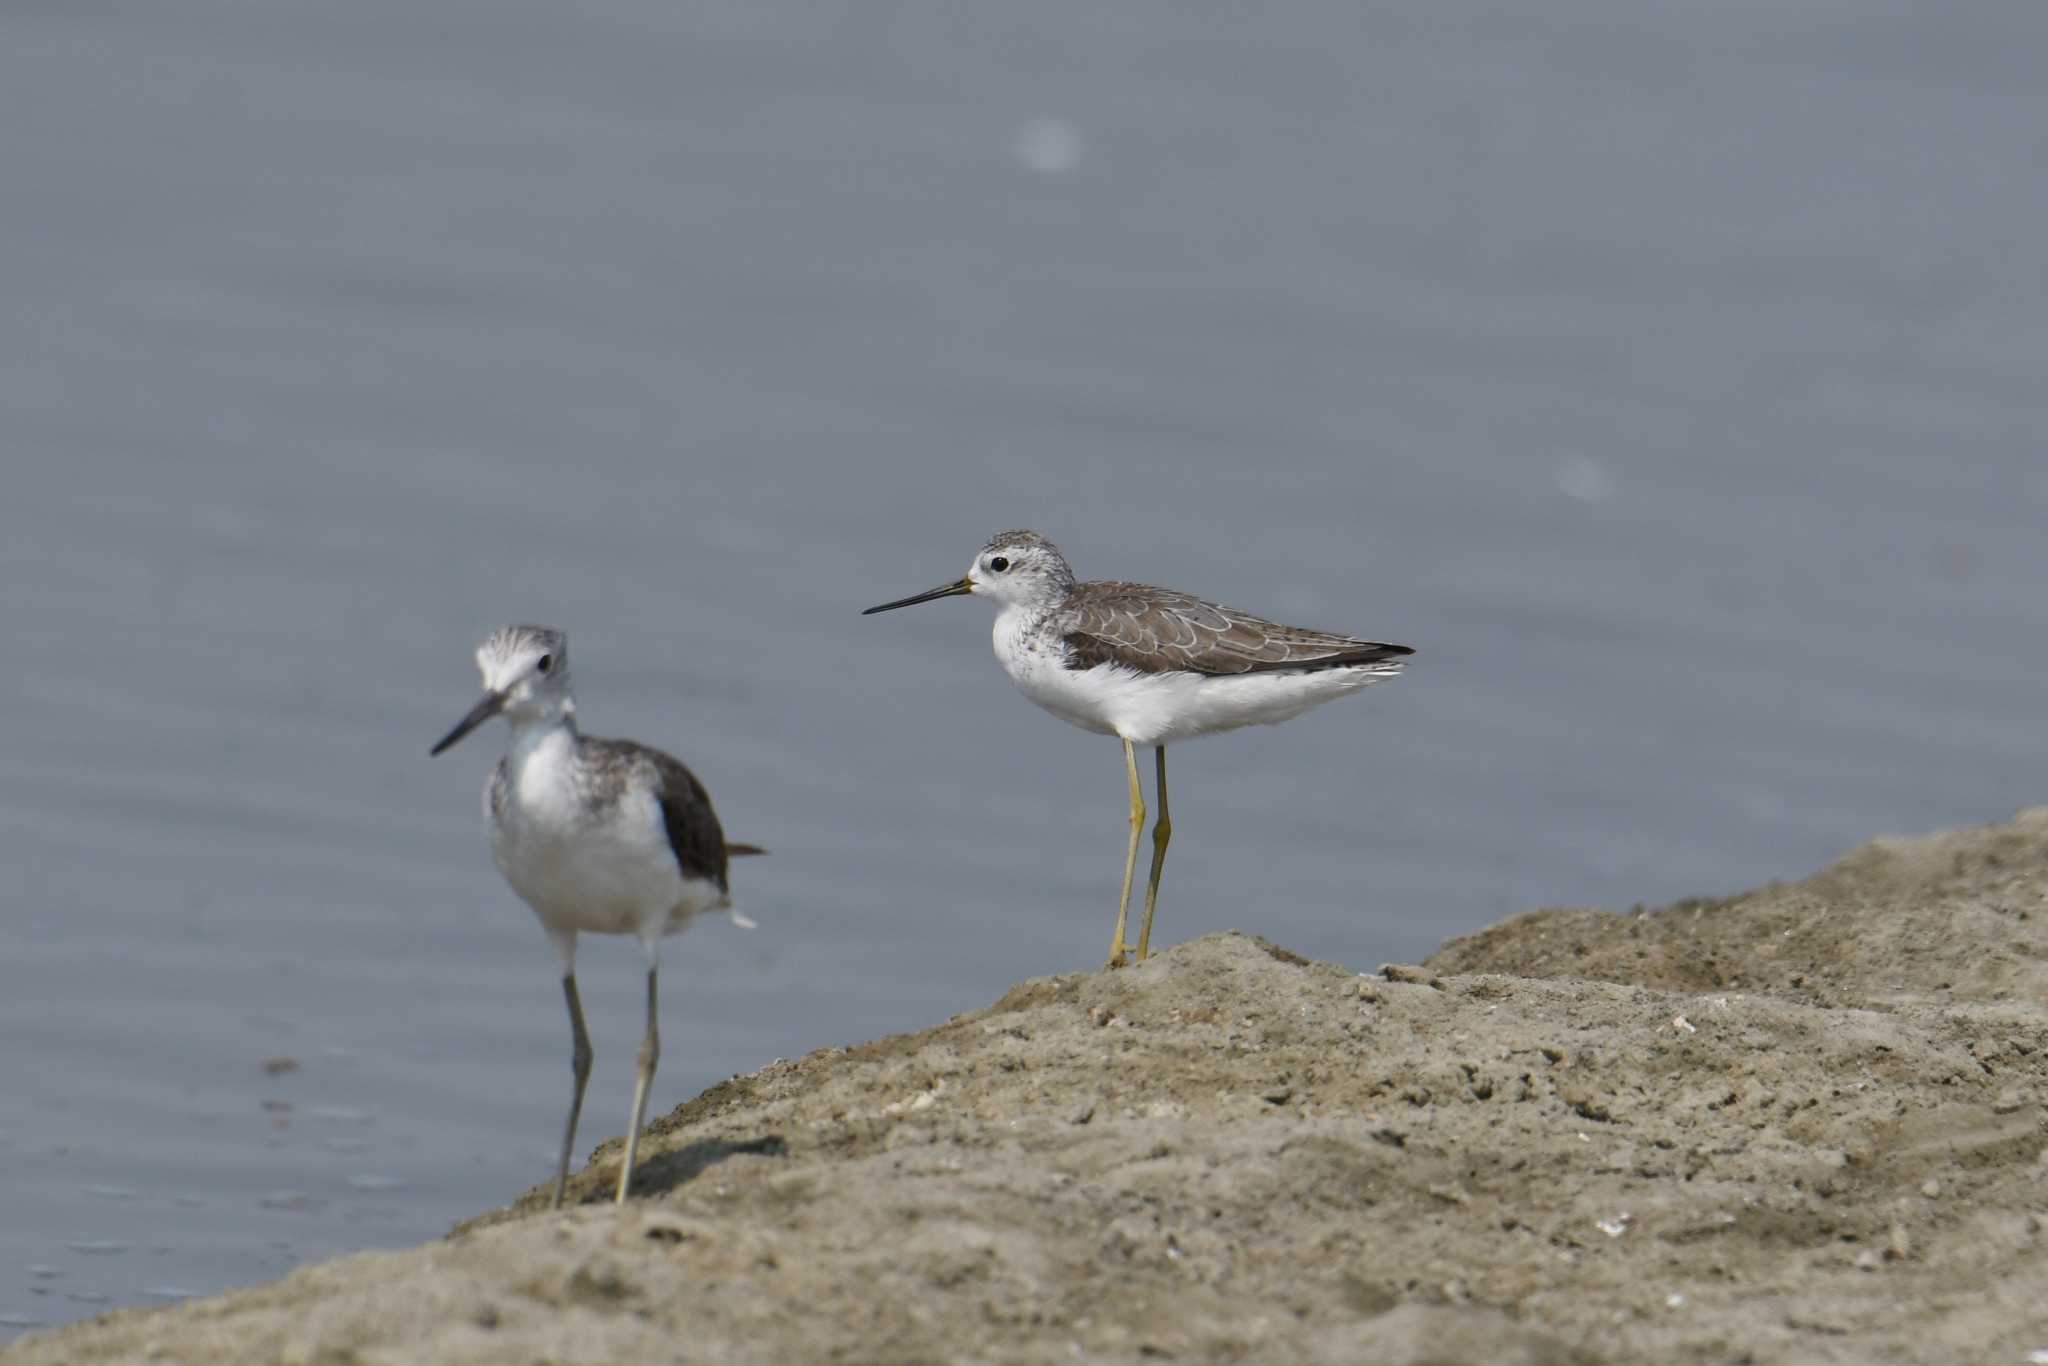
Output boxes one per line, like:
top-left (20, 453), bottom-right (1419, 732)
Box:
top-left (4, 0), bottom-right (2046, 1335)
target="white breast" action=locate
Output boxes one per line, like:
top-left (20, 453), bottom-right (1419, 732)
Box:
top-left (992, 607), bottom-right (1120, 736)
top-left (486, 728), bottom-right (725, 940)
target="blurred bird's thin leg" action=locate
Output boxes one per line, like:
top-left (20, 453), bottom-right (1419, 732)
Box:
top-left (616, 951), bottom-right (660, 1202)
top-left (553, 967), bottom-right (592, 1210)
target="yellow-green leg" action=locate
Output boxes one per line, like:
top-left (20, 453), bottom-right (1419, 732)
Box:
top-left (1107, 737), bottom-right (1145, 968)
top-left (1135, 745), bottom-right (1171, 961)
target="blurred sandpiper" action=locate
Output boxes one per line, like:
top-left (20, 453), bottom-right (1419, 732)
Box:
top-left (430, 625), bottom-right (761, 1208)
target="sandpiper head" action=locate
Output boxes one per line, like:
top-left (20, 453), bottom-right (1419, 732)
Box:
top-left (429, 624), bottom-right (572, 756)
top-left (862, 529), bottom-right (1075, 616)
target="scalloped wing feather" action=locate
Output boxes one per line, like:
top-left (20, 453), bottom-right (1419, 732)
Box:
top-left (1057, 582), bottom-right (1412, 677)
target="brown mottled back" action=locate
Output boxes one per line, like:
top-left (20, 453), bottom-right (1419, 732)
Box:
top-left (1056, 581), bottom-right (1413, 677)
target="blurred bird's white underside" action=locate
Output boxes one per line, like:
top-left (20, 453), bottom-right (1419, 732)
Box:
top-left (488, 727), bottom-right (731, 960)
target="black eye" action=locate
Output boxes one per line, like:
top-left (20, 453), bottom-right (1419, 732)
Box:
top-left (989, 556), bottom-right (1010, 572)
top-left (536, 654), bottom-right (553, 674)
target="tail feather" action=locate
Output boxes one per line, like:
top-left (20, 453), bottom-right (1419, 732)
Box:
top-left (726, 842), bottom-right (768, 857)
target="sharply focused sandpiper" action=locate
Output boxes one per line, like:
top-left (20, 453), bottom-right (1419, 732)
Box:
top-left (864, 531), bottom-right (1411, 968)
top-left (430, 625), bottom-right (760, 1208)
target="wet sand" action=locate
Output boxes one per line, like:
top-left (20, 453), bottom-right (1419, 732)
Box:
top-left (14, 812), bottom-right (2048, 1364)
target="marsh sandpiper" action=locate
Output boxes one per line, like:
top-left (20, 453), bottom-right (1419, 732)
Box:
top-left (864, 531), bottom-right (1410, 968)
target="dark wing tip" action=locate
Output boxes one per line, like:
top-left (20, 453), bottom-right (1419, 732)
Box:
top-left (1328, 641), bottom-right (1413, 667)
top-left (1231, 640), bottom-right (1414, 675)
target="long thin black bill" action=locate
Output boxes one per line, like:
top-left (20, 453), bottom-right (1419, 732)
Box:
top-left (430, 691), bottom-right (507, 756)
top-left (860, 578), bottom-right (973, 615)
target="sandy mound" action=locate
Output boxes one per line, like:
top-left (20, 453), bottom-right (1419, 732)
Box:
top-left (1430, 806), bottom-right (2048, 1009)
top-left (15, 813), bottom-right (2048, 1364)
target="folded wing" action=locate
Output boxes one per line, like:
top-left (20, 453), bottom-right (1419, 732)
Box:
top-left (1058, 582), bottom-right (1413, 677)
top-left (584, 738), bottom-right (733, 893)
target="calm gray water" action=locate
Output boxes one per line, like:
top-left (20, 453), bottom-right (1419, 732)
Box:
top-left (5, 0), bottom-right (2046, 1336)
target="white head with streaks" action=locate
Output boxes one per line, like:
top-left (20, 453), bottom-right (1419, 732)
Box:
top-left (863, 529), bottom-right (1076, 619)
top-left (430, 624), bottom-right (573, 756)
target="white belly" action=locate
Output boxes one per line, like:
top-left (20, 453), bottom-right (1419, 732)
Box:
top-left (993, 609), bottom-right (1396, 746)
top-left (486, 731), bottom-right (725, 940)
